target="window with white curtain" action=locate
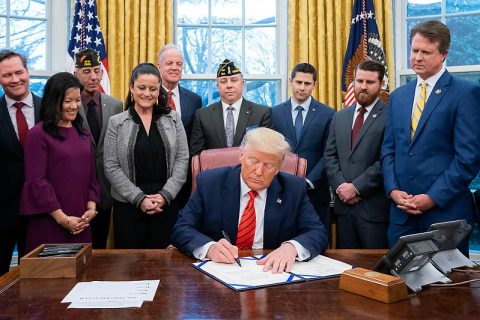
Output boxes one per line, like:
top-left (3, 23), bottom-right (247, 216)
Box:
top-left (0, 0), bottom-right (68, 96)
top-left (174, 0), bottom-right (288, 107)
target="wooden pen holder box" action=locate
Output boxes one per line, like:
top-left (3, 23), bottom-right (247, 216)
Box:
top-left (20, 243), bottom-right (92, 278)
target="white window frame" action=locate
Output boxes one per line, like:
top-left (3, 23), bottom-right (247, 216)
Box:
top-left (0, 0), bottom-right (68, 77)
top-left (394, 0), bottom-right (480, 88)
top-left (173, 0), bottom-right (288, 105)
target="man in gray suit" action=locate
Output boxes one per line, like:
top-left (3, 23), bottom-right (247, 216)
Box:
top-left (190, 59), bottom-right (273, 156)
top-left (325, 60), bottom-right (389, 249)
top-left (74, 49), bottom-right (123, 249)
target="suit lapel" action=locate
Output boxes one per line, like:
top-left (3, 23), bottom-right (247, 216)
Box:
top-left (298, 100), bottom-right (319, 145)
top-left (263, 176), bottom-right (284, 249)
top-left (222, 166), bottom-right (242, 243)
top-left (351, 100), bottom-right (385, 152)
top-left (178, 86), bottom-right (188, 124)
top-left (32, 94), bottom-right (42, 122)
top-left (411, 71), bottom-right (450, 143)
top-left (78, 101), bottom-right (96, 146)
top-left (211, 102), bottom-right (228, 147)
top-left (0, 96), bottom-right (24, 156)
top-left (343, 106), bottom-right (355, 154)
top-left (233, 100), bottom-right (253, 146)
top-left (280, 101), bottom-right (296, 147)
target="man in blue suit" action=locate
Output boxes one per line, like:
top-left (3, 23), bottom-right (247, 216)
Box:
top-left (172, 128), bottom-right (328, 273)
top-left (0, 50), bottom-right (41, 275)
top-left (381, 20), bottom-right (480, 254)
top-left (272, 63), bottom-right (335, 229)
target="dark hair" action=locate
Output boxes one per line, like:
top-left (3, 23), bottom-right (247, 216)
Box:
top-left (355, 60), bottom-right (385, 82)
top-left (410, 20), bottom-right (450, 54)
top-left (291, 63), bottom-right (317, 82)
top-left (41, 72), bottom-right (85, 140)
top-left (0, 49), bottom-right (28, 69)
top-left (125, 63), bottom-right (170, 114)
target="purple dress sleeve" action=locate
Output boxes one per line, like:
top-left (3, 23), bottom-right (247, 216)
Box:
top-left (20, 125), bottom-right (61, 215)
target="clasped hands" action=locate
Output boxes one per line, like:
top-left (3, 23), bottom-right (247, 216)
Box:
top-left (140, 194), bottom-right (166, 214)
top-left (206, 239), bottom-right (297, 274)
top-left (389, 189), bottom-right (435, 214)
top-left (336, 182), bottom-right (361, 204)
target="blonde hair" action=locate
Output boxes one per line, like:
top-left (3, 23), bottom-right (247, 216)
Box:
top-left (240, 127), bottom-right (290, 160)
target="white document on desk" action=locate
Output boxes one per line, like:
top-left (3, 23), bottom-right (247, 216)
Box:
top-left (290, 255), bottom-right (353, 279)
top-left (62, 280), bottom-right (159, 308)
top-left (193, 255), bottom-right (353, 291)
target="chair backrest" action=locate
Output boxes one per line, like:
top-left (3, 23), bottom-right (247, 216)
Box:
top-left (191, 147), bottom-right (307, 193)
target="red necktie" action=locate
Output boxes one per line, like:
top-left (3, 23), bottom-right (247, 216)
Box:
top-left (14, 102), bottom-right (28, 147)
top-left (167, 91), bottom-right (176, 110)
top-left (236, 190), bottom-right (258, 249)
top-left (351, 106), bottom-right (367, 149)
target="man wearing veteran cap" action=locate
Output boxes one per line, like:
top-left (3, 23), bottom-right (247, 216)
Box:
top-left (74, 48), bottom-right (122, 249)
top-left (190, 59), bottom-right (273, 156)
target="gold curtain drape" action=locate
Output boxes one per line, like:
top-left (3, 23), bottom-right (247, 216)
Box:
top-left (96, 0), bottom-right (173, 101)
top-left (288, 0), bottom-right (394, 111)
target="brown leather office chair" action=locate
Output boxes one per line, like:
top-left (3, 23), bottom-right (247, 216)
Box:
top-left (191, 147), bottom-right (307, 193)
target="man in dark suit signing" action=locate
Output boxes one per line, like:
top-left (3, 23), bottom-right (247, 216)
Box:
top-left (0, 50), bottom-right (41, 275)
top-left (325, 60), bottom-right (389, 249)
top-left (272, 63), bottom-right (335, 229)
top-left (189, 59), bottom-right (273, 156)
top-left (172, 128), bottom-right (328, 273)
top-left (381, 20), bottom-right (480, 255)
top-left (74, 49), bottom-right (123, 249)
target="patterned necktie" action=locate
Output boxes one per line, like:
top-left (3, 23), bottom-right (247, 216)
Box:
top-left (86, 100), bottom-right (101, 144)
top-left (13, 102), bottom-right (28, 147)
top-left (294, 105), bottom-right (304, 143)
top-left (351, 106), bottom-right (367, 148)
top-left (236, 190), bottom-right (258, 249)
top-left (167, 90), bottom-right (176, 110)
top-left (225, 106), bottom-right (235, 147)
top-left (411, 81), bottom-right (428, 139)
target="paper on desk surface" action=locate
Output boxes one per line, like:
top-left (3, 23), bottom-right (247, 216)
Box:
top-left (290, 255), bottom-right (353, 278)
top-left (62, 280), bottom-right (159, 308)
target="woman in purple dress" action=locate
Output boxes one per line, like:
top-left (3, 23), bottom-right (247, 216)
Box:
top-left (20, 72), bottom-right (100, 253)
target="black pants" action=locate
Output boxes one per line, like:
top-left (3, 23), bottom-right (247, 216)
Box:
top-left (0, 216), bottom-right (27, 276)
top-left (113, 199), bottom-right (178, 249)
top-left (90, 207), bottom-right (112, 249)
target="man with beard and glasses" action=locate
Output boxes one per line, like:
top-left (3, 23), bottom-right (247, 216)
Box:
top-left (325, 60), bottom-right (389, 249)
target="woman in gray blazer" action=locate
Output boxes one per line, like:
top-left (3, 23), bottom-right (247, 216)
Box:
top-left (104, 63), bottom-right (188, 248)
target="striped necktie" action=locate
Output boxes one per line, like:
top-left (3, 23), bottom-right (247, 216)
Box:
top-left (411, 81), bottom-right (427, 139)
top-left (236, 190), bottom-right (258, 249)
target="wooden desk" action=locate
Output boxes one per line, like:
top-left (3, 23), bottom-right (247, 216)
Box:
top-left (0, 249), bottom-right (479, 319)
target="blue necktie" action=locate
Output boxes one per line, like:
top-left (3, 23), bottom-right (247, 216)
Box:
top-left (294, 105), bottom-right (304, 143)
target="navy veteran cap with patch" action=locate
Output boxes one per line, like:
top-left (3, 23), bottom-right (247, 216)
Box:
top-left (75, 48), bottom-right (101, 68)
top-left (217, 59), bottom-right (241, 78)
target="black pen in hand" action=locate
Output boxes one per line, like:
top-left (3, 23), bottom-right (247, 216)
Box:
top-left (221, 230), bottom-right (242, 267)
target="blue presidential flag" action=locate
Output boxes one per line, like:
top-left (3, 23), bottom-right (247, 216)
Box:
top-left (341, 0), bottom-right (389, 107)
top-left (66, 0), bottom-right (110, 94)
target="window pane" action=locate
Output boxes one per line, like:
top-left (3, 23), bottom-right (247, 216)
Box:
top-left (180, 80), bottom-right (209, 106)
top-left (211, 80), bottom-right (220, 103)
top-left (10, 18), bottom-right (46, 70)
top-left (244, 80), bottom-right (277, 106)
top-left (245, 27), bottom-right (275, 74)
top-left (30, 77), bottom-right (48, 97)
top-left (446, 15), bottom-right (480, 66)
top-left (211, 27), bottom-right (241, 73)
top-left (178, 27), bottom-right (209, 74)
top-left (211, 0), bottom-right (241, 24)
top-left (407, 0), bottom-right (441, 17)
top-left (177, 0), bottom-right (208, 24)
top-left (447, 0), bottom-right (480, 13)
top-left (0, 18), bottom-right (6, 48)
top-left (245, 0), bottom-right (276, 24)
top-left (0, 1), bottom-right (6, 15)
top-left (11, 0), bottom-right (45, 18)
top-left (399, 74), bottom-right (417, 86)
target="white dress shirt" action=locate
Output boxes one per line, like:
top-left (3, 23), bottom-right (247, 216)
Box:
top-left (290, 96), bottom-right (311, 126)
top-left (411, 68), bottom-right (445, 118)
top-left (6, 92), bottom-right (35, 139)
top-left (351, 98), bottom-right (378, 129)
top-left (221, 97), bottom-right (243, 133)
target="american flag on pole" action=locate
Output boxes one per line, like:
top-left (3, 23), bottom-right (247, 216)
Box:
top-left (341, 0), bottom-right (389, 108)
top-left (66, 0), bottom-right (110, 94)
